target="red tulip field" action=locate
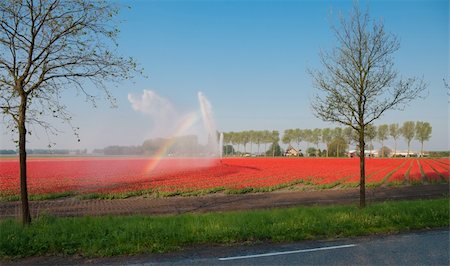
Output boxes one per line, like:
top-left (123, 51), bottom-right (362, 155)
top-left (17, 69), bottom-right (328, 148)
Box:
top-left (0, 157), bottom-right (448, 198)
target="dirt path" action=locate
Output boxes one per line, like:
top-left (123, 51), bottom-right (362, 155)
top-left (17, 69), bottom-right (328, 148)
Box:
top-left (0, 184), bottom-right (448, 219)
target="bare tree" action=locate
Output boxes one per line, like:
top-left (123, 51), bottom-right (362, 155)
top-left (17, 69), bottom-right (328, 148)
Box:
top-left (309, 4), bottom-right (426, 207)
top-left (0, 0), bottom-right (139, 224)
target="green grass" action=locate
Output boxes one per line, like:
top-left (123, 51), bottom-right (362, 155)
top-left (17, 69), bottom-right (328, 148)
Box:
top-left (77, 189), bottom-right (154, 200)
top-left (0, 192), bottom-right (75, 202)
top-left (316, 176), bottom-right (352, 189)
top-left (1, 174), bottom-right (447, 202)
top-left (74, 180), bottom-right (308, 199)
top-left (76, 187), bottom-right (228, 200)
top-left (225, 180), bottom-right (306, 194)
top-left (0, 197), bottom-right (448, 259)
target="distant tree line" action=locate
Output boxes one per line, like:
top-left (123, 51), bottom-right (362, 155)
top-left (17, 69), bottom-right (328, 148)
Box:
top-left (0, 150), bottom-right (16, 155)
top-left (429, 151), bottom-right (450, 158)
top-left (222, 121), bottom-right (432, 158)
top-left (93, 135), bottom-right (216, 156)
top-left (1, 121), bottom-right (432, 157)
top-left (0, 149), bottom-right (87, 155)
top-left (222, 130), bottom-right (281, 157)
top-left (360, 121), bottom-right (432, 157)
top-left (93, 146), bottom-right (144, 156)
top-left (282, 127), bottom-right (351, 157)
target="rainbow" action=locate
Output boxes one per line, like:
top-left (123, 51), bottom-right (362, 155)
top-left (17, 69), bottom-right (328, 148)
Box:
top-left (145, 112), bottom-right (199, 173)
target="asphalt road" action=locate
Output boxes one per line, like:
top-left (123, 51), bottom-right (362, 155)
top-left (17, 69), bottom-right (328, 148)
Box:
top-left (140, 229), bottom-right (450, 265)
top-left (9, 229), bottom-right (449, 265)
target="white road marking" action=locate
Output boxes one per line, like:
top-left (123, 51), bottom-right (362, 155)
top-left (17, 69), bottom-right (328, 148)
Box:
top-left (218, 244), bottom-right (356, 261)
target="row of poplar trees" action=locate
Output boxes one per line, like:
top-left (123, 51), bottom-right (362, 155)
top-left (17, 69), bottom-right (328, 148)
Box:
top-left (222, 130), bottom-right (280, 156)
top-left (280, 121), bottom-right (432, 157)
top-left (222, 120), bottom-right (432, 158)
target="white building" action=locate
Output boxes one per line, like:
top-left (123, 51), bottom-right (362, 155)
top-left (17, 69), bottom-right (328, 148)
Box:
top-left (347, 149), bottom-right (379, 158)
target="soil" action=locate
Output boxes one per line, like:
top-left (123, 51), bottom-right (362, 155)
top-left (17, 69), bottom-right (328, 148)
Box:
top-left (0, 184), bottom-right (448, 219)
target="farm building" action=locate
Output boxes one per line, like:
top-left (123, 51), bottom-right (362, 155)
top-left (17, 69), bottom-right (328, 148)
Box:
top-left (347, 149), bottom-right (425, 158)
top-left (391, 150), bottom-right (427, 157)
top-left (347, 150), bottom-right (378, 158)
top-left (284, 145), bottom-right (301, 156)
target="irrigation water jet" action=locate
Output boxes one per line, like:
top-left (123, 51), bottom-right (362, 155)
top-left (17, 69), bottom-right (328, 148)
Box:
top-left (128, 90), bottom-right (223, 174)
top-left (198, 91), bottom-right (220, 158)
top-left (219, 132), bottom-right (224, 159)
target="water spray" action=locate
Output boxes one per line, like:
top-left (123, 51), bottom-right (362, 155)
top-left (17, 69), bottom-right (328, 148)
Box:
top-left (219, 132), bottom-right (224, 164)
top-left (198, 91), bottom-right (219, 157)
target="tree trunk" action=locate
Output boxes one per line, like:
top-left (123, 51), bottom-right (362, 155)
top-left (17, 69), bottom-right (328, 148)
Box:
top-left (272, 143), bottom-right (275, 157)
top-left (421, 141), bottom-right (424, 157)
top-left (407, 141), bottom-right (411, 157)
top-left (370, 140), bottom-right (373, 157)
top-left (19, 97), bottom-right (31, 225)
top-left (394, 139), bottom-right (397, 157)
top-left (359, 129), bottom-right (366, 208)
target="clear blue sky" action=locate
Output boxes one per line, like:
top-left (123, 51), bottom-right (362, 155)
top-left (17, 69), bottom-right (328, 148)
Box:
top-left (1, 0), bottom-right (448, 151)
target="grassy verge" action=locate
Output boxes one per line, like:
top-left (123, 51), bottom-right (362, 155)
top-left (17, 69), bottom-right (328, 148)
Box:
top-left (77, 187), bottom-right (227, 200)
top-left (2, 178), bottom-right (449, 202)
top-left (6, 180), bottom-right (306, 201)
top-left (0, 192), bottom-right (75, 202)
top-left (1, 197), bottom-right (448, 259)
